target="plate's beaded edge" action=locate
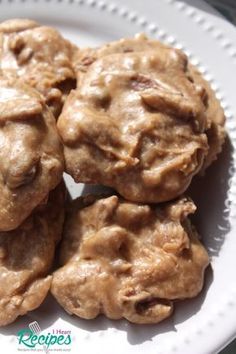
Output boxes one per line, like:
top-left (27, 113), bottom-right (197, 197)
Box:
top-left (0, 0), bottom-right (236, 352)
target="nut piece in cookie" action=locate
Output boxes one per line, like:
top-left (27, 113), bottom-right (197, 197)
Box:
top-left (58, 40), bottom-right (209, 203)
top-left (0, 182), bottom-right (66, 326)
top-left (0, 76), bottom-right (64, 231)
top-left (51, 195), bottom-right (209, 324)
top-left (73, 34), bottom-right (225, 175)
top-left (0, 18), bottom-right (76, 117)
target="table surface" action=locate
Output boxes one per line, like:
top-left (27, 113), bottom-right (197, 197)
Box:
top-left (205, 1), bottom-right (236, 353)
top-left (207, 0), bottom-right (236, 25)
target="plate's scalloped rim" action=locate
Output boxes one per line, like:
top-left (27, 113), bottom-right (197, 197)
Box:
top-left (0, 0), bottom-right (236, 353)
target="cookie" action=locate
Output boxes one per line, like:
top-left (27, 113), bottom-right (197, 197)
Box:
top-left (58, 41), bottom-right (209, 203)
top-left (51, 194), bottom-right (209, 324)
top-left (73, 34), bottom-right (225, 173)
top-left (0, 76), bottom-right (64, 231)
top-left (0, 19), bottom-right (76, 117)
top-left (0, 182), bottom-right (65, 326)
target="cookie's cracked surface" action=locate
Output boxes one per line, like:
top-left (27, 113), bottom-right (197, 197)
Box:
top-left (0, 76), bottom-right (64, 231)
top-left (51, 194), bottom-right (209, 324)
top-left (0, 19), bottom-right (76, 117)
top-left (0, 182), bottom-right (65, 326)
top-left (59, 36), bottom-right (212, 202)
top-left (71, 35), bottom-right (225, 187)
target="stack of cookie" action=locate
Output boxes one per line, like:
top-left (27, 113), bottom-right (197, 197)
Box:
top-left (0, 20), bottom-right (225, 326)
top-left (52, 34), bottom-right (225, 324)
top-left (0, 19), bottom-right (75, 326)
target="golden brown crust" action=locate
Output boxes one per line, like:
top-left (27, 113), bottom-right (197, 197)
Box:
top-left (0, 18), bottom-right (76, 117)
top-left (51, 195), bottom-right (209, 324)
top-left (0, 76), bottom-right (64, 231)
top-left (0, 182), bottom-right (66, 326)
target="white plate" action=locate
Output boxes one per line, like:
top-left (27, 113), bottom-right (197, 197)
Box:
top-left (0, 0), bottom-right (236, 353)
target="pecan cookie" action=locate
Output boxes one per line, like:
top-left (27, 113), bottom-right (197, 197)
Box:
top-left (0, 19), bottom-right (76, 117)
top-left (58, 39), bottom-right (209, 202)
top-left (0, 182), bottom-right (65, 326)
top-left (0, 76), bottom-right (64, 231)
top-left (73, 34), bottom-right (225, 174)
top-left (51, 195), bottom-right (209, 324)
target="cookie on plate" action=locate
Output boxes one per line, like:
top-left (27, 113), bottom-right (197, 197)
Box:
top-left (0, 76), bottom-right (64, 231)
top-left (51, 194), bottom-right (209, 324)
top-left (58, 37), bottom-right (209, 203)
top-left (0, 182), bottom-right (66, 326)
top-left (0, 19), bottom-right (76, 117)
top-left (73, 34), bottom-right (225, 174)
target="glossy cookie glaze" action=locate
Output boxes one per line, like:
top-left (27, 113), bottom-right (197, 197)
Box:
top-left (0, 182), bottom-right (65, 326)
top-left (0, 19), bottom-right (76, 118)
top-left (73, 34), bottom-right (225, 172)
top-left (59, 36), bottom-right (211, 203)
top-left (0, 76), bottom-right (64, 231)
top-left (51, 194), bottom-right (209, 324)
